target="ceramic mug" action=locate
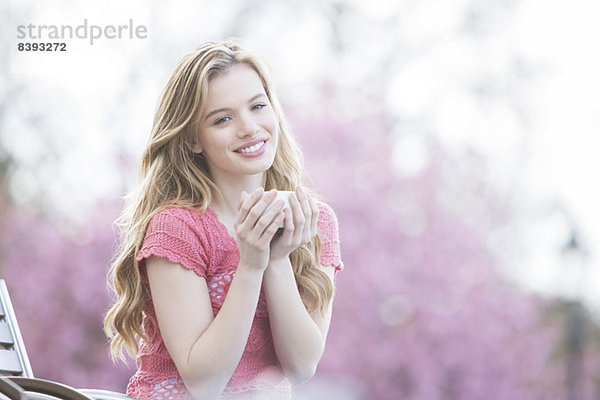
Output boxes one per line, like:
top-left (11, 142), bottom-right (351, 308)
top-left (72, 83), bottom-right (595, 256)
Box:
top-left (242, 190), bottom-right (293, 228)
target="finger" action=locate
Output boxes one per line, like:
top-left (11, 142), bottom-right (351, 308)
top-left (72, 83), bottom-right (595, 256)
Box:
top-left (289, 191), bottom-right (305, 243)
top-left (235, 188), bottom-right (262, 225)
top-left (244, 189), bottom-right (277, 237)
top-left (255, 198), bottom-right (285, 236)
top-left (238, 191), bottom-right (249, 211)
top-left (258, 212), bottom-right (285, 247)
top-left (278, 206), bottom-right (295, 242)
top-left (296, 186), bottom-right (312, 235)
top-left (235, 187), bottom-right (264, 226)
top-left (308, 192), bottom-right (320, 237)
top-left (296, 186), bottom-right (311, 217)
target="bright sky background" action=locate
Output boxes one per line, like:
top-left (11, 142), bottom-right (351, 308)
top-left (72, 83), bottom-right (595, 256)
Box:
top-left (2, 0), bottom-right (600, 313)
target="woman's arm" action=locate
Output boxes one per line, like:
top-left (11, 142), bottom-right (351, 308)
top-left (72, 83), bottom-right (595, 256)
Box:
top-left (262, 259), bottom-right (335, 384)
top-left (146, 188), bottom-right (286, 399)
top-left (264, 186), bottom-right (336, 383)
top-left (147, 258), bottom-right (263, 399)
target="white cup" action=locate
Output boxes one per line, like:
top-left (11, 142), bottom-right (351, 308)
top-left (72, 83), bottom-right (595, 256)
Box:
top-left (266, 191), bottom-right (292, 227)
top-left (243, 190), bottom-right (293, 228)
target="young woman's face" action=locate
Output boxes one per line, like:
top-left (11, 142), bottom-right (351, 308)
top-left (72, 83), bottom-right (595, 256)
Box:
top-left (195, 63), bottom-right (279, 182)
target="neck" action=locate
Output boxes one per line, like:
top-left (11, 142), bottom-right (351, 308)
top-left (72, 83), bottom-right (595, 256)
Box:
top-left (210, 172), bottom-right (266, 217)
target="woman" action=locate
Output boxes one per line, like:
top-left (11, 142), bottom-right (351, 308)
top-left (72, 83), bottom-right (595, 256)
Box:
top-left (104, 40), bottom-right (343, 399)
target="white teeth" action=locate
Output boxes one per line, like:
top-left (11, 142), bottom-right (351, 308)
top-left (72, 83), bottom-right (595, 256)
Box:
top-left (238, 141), bottom-right (265, 153)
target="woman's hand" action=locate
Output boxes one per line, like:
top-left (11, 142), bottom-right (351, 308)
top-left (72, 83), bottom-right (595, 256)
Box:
top-left (269, 186), bottom-right (319, 262)
top-left (234, 187), bottom-right (285, 272)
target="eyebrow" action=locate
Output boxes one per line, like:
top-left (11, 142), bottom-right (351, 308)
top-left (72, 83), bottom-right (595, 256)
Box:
top-left (204, 93), bottom-right (267, 121)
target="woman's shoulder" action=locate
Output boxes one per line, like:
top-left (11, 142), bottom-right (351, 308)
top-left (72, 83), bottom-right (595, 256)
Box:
top-left (148, 205), bottom-right (211, 234)
top-left (315, 199), bottom-right (341, 241)
top-left (314, 199), bottom-right (344, 272)
top-left (152, 204), bottom-right (211, 220)
top-left (315, 199), bottom-right (339, 225)
top-left (138, 205), bottom-right (212, 275)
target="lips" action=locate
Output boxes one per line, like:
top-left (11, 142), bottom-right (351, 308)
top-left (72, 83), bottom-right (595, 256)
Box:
top-left (234, 138), bottom-right (267, 153)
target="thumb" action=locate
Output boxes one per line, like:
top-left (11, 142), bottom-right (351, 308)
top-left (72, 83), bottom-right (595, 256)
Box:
top-left (238, 191), bottom-right (249, 210)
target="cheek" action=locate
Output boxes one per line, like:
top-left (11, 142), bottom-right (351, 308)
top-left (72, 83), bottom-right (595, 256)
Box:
top-left (201, 133), bottom-right (229, 155)
top-left (267, 112), bottom-right (279, 136)
top-left (269, 122), bottom-right (280, 148)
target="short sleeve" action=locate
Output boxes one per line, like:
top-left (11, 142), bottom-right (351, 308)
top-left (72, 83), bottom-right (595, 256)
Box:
top-left (137, 207), bottom-right (209, 279)
top-left (316, 201), bottom-right (344, 274)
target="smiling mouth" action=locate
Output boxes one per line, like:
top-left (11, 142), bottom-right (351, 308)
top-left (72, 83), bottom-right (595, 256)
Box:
top-left (234, 140), bottom-right (266, 153)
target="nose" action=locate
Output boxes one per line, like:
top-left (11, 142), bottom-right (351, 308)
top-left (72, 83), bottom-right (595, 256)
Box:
top-left (237, 112), bottom-right (259, 137)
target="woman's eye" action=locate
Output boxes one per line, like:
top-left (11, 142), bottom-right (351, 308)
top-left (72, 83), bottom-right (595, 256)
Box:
top-left (215, 116), bottom-right (231, 125)
top-left (252, 103), bottom-right (267, 111)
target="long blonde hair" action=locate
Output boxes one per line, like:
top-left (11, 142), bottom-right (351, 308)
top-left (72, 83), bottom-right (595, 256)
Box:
top-left (104, 40), bottom-right (333, 362)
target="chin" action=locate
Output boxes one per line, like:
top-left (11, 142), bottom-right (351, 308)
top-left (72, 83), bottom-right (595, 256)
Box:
top-left (248, 155), bottom-right (276, 171)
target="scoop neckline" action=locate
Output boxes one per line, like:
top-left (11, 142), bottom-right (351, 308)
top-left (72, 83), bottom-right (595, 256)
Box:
top-left (204, 206), bottom-right (239, 248)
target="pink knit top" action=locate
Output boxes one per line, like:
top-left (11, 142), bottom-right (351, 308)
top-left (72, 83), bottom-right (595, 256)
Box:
top-left (126, 201), bottom-right (343, 400)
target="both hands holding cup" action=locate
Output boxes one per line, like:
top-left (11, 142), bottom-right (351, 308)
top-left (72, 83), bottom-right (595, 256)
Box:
top-left (234, 187), bottom-right (319, 270)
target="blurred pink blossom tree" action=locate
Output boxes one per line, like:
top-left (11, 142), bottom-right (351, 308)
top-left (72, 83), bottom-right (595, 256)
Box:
top-left (0, 109), bottom-right (599, 399)
top-left (0, 202), bottom-right (135, 391)
top-left (291, 108), bottom-right (600, 399)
